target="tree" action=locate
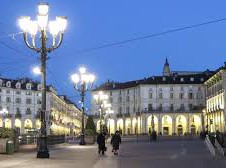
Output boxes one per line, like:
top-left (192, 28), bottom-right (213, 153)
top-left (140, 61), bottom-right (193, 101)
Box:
top-left (85, 115), bottom-right (96, 134)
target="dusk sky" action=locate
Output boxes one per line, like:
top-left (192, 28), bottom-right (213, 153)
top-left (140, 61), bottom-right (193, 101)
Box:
top-left (1, 0), bottom-right (226, 108)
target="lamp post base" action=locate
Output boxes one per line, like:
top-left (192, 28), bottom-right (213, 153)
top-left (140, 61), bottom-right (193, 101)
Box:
top-left (37, 136), bottom-right (50, 158)
top-left (79, 134), bottom-right (86, 145)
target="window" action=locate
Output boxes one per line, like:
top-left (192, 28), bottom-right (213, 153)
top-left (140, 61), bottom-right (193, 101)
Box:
top-left (126, 106), bottom-right (130, 113)
top-left (16, 83), bottom-right (21, 89)
top-left (190, 77), bottom-right (194, 81)
top-left (127, 90), bottom-right (129, 94)
top-left (159, 93), bottom-right (163, 99)
top-left (26, 83), bottom-right (31, 90)
top-left (133, 106), bottom-right (136, 113)
top-left (6, 81), bottom-right (11, 87)
top-left (180, 104), bottom-right (185, 110)
top-left (110, 91), bottom-right (112, 96)
top-left (16, 98), bottom-right (21, 104)
top-left (16, 108), bottom-right (20, 113)
top-left (126, 96), bottom-right (130, 102)
top-left (170, 87), bottom-right (173, 91)
top-left (6, 97), bottom-right (11, 103)
top-left (37, 84), bottom-right (42, 90)
top-left (6, 90), bottom-right (10, 94)
top-left (200, 78), bottom-right (204, 82)
top-left (118, 97), bottom-right (122, 103)
top-left (26, 98), bottom-right (32, 104)
top-left (180, 78), bottom-right (184, 82)
top-left (0, 96), bottom-right (1, 101)
top-left (148, 104), bottom-right (153, 111)
top-left (158, 104), bottom-right (162, 111)
top-left (179, 93), bottom-right (184, 99)
top-left (26, 108), bottom-right (31, 115)
top-left (149, 92), bottom-right (153, 99)
top-left (170, 93), bottom-right (174, 99)
top-left (180, 86), bottom-right (184, 91)
top-left (188, 93), bottom-right (193, 99)
top-left (0, 88), bottom-right (1, 92)
top-left (119, 90), bottom-right (122, 95)
top-left (170, 104), bottom-right (174, 111)
top-left (16, 91), bottom-right (21, 95)
top-left (189, 104), bottom-right (193, 111)
top-left (118, 106), bottom-right (122, 114)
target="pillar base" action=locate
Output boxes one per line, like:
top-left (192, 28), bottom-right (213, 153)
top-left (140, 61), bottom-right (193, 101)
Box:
top-left (37, 136), bottom-right (49, 158)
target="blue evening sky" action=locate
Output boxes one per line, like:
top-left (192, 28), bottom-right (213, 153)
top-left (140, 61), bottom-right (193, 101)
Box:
top-left (0, 0), bottom-right (226, 108)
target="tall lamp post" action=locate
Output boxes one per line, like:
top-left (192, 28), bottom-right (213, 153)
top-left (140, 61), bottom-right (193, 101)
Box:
top-left (94, 91), bottom-right (109, 132)
top-left (18, 3), bottom-right (67, 158)
top-left (71, 67), bottom-right (95, 145)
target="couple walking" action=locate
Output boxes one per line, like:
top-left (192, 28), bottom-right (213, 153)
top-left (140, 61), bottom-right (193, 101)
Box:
top-left (97, 130), bottom-right (121, 155)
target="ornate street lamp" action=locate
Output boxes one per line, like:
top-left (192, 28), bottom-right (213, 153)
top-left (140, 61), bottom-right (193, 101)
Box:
top-left (71, 67), bottom-right (95, 145)
top-left (18, 3), bottom-right (67, 158)
top-left (94, 91), bottom-right (109, 132)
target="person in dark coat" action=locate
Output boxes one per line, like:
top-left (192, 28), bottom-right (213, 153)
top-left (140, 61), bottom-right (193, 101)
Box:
top-left (97, 132), bottom-right (106, 155)
top-left (111, 131), bottom-right (121, 155)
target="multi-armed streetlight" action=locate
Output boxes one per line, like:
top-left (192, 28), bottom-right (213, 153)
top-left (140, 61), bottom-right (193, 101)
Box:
top-left (94, 91), bottom-right (110, 132)
top-left (71, 67), bottom-right (95, 145)
top-left (18, 3), bottom-right (67, 158)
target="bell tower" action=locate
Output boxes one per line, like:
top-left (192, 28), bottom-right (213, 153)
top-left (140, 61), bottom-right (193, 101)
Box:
top-left (163, 58), bottom-right (171, 76)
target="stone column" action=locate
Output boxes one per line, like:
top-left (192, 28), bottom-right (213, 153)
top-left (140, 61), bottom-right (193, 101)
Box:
top-left (158, 114), bottom-right (162, 134)
top-left (172, 115), bottom-right (176, 135)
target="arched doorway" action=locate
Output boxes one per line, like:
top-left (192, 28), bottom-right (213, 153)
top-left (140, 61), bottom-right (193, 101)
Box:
top-left (176, 115), bottom-right (187, 135)
top-left (190, 125), bottom-right (196, 135)
top-left (132, 118), bottom-right (137, 134)
top-left (125, 119), bottom-right (131, 135)
top-left (24, 119), bottom-right (33, 133)
top-left (117, 119), bottom-right (123, 135)
top-left (177, 125), bottom-right (183, 135)
top-left (147, 115), bottom-right (158, 133)
top-left (15, 119), bottom-right (22, 133)
top-left (5, 119), bottom-right (12, 128)
top-left (107, 119), bottom-right (115, 134)
top-left (162, 115), bottom-right (172, 135)
top-left (190, 115), bottom-right (201, 134)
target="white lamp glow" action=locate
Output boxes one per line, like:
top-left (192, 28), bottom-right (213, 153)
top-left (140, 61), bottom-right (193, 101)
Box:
top-left (79, 67), bottom-right (86, 74)
top-left (18, 16), bottom-right (31, 32)
top-left (56, 16), bottom-right (67, 32)
top-left (38, 2), bottom-right (49, 15)
top-left (37, 14), bottom-right (48, 30)
top-left (28, 21), bottom-right (38, 36)
top-left (71, 74), bottom-right (80, 83)
top-left (49, 20), bottom-right (60, 36)
top-left (33, 66), bottom-right (41, 75)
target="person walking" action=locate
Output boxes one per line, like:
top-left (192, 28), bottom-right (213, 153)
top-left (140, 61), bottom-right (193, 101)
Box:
top-left (111, 130), bottom-right (121, 155)
top-left (97, 132), bottom-right (106, 155)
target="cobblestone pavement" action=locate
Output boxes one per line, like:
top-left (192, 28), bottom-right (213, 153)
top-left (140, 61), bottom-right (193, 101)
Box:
top-left (0, 139), bottom-right (226, 168)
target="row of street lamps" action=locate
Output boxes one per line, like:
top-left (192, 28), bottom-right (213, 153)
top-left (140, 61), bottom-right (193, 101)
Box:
top-left (17, 2), bottom-right (113, 159)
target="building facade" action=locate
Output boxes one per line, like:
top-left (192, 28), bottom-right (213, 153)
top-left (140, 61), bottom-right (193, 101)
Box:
top-left (91, 60), bottom-right (213, 135)
top-left (0, 77), bottom-right (82, 136)
top-left (205, 64), bottom-right (226, 133)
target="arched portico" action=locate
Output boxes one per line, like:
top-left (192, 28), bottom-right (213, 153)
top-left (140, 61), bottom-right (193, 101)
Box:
top-left (162, 115), bottom-right (172, 135)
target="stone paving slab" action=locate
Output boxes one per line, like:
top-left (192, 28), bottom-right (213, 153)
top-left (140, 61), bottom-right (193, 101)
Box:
top-left (0, 140), bottom-right (226, 168)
